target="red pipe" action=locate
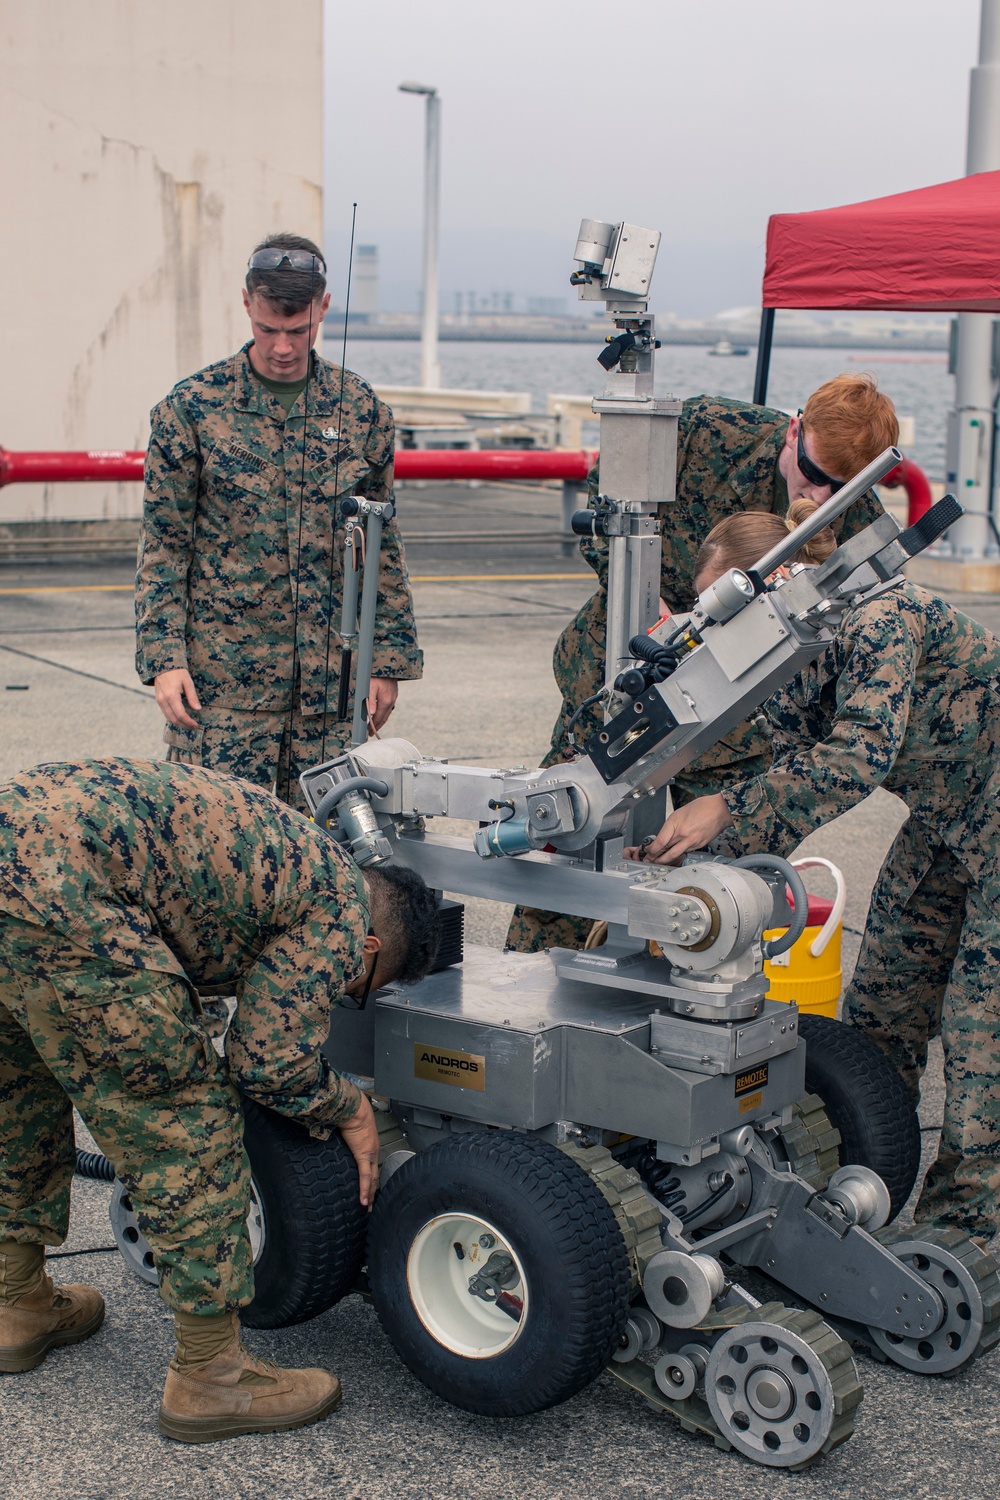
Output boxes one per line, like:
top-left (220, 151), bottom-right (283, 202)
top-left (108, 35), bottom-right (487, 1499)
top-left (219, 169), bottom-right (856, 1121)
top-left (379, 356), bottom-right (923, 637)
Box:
top-left (0, 449), bottom-right (146, 486)
top-left (878, 454), bottom-right (933, 526)
top-left (398, 449), bottom-right (596, 480)
top-left (0, 446), bottom-right (933, 529)
top-left (0, 447), bottom-right (597, 488)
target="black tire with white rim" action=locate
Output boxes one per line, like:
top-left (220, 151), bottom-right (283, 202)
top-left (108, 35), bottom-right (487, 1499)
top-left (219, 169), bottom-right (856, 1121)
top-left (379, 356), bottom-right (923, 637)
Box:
top-left (239, 1097), bottom-right (369, 1328)
top-left (798, 1013), bottom-right (920, 1218)
top-left (109, 1097), bottom-right (369, 1328)
top-left (367, 1131), bottom-right (631, 1415)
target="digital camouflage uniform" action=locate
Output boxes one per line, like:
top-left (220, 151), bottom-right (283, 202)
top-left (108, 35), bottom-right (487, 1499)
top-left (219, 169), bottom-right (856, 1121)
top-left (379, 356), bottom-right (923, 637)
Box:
top-left (135, 347), bottom-right (423, 811)
top-left (0, 759), bottom-right (368, 1313)
top-left (506, 396), bottom-right (885, 952)
top-left (720, 582), bottom-right (1000, 1236)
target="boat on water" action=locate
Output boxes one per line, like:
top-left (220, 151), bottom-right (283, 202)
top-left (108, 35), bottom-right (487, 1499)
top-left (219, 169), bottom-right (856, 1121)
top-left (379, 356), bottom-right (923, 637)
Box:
top-left (706, 337), bottom-right (749, 356)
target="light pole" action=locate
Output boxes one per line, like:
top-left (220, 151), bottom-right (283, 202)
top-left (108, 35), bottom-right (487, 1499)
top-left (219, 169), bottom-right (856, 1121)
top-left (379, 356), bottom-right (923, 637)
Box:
top-left (399, 81), bottom-right (442, 390)
top-left (949, 0), bottom-right (1000, 559)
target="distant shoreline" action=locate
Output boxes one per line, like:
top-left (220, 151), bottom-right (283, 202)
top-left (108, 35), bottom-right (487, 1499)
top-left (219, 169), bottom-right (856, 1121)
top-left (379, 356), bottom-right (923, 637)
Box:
top-left (325, 325), bottom-right (948, 353)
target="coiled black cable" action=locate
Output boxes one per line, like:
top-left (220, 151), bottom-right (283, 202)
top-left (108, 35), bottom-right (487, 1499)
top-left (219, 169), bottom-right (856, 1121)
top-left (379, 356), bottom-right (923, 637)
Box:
top-left (626, 620), bottom-right (695, 685)
top-left (74, 1150), bottom-right (116, 1183)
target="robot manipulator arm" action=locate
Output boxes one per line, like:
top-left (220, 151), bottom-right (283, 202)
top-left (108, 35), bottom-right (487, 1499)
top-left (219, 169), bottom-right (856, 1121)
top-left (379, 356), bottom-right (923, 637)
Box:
top-left (299, 741), bottom-right (600, 865)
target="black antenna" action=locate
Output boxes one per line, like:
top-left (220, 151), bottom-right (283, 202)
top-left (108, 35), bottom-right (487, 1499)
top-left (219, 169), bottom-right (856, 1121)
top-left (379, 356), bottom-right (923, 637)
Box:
top-left (320, 203), bottom-right (358, 763)
top-left (280, 252), bottom-right (321, 803)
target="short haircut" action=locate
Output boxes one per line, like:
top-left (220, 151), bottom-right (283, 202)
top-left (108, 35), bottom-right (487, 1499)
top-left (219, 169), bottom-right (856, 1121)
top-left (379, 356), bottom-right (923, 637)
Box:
top-left (695, 499), bottom-right (836, 584)
top-left (366, 864), bottom-right (443, 984)
top-left (802, 373), bottom-right (899, 482)
top-left (245, 232), bottom-right (327, 316)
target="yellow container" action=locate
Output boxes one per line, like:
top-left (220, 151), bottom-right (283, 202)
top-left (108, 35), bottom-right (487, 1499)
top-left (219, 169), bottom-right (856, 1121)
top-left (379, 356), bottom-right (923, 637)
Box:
top-left (763, 858), bottom-right (845, 1018)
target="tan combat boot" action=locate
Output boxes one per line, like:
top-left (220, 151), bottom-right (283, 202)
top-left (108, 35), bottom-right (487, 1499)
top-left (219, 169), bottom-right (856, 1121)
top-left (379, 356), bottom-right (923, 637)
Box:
top-left (0, 1241), bottom-right (106, 1373)
top-left (159, 1310), bottom-right (343, 1444)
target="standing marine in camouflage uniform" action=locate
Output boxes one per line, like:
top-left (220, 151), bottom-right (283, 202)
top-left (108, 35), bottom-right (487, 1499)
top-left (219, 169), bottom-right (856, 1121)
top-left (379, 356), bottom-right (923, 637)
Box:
top-left (634, 509), bottom-right (1000, 1239)
top-left (506, 374), bottom-right (898, 952)
top-left (0, 758), bottom-right (440, 1441)
top-left (135, 233), bottom-right (422, 812)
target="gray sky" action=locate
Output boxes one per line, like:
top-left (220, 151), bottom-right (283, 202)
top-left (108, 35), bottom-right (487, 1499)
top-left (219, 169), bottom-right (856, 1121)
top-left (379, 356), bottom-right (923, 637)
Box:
top-left (324, 0), bottom-right (982, 317)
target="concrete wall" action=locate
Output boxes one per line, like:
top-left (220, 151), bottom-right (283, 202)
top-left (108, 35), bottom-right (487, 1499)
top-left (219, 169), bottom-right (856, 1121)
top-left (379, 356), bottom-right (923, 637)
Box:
top-left (0, 0), bottom-right (322, 522)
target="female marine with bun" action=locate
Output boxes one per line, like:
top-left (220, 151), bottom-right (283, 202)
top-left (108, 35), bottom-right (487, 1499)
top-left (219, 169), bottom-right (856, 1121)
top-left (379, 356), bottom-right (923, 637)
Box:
top-left (629, 500), bottom-right (1000, 1241)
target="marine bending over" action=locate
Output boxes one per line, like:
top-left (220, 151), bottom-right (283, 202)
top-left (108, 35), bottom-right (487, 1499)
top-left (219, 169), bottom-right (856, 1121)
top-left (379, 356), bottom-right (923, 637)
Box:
top-left (0, 758), bottom-right (440, 1441)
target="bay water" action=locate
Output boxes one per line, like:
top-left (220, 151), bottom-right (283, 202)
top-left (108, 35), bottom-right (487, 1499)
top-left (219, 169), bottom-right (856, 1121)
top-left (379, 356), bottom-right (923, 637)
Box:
top-left (330, 336), bottom-right (952, 481)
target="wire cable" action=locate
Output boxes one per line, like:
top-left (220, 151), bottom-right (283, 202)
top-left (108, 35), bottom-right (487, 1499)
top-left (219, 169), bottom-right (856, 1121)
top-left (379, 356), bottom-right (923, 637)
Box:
top-left (321, 204), bottom-right (358, 765)
top-left (566, 689), bottom-right (605, 748)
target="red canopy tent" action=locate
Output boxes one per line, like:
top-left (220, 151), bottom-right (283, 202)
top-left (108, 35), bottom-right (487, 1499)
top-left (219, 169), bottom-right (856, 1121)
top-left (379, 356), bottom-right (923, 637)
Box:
top-left (753, 169), bottom-right (1000, 404)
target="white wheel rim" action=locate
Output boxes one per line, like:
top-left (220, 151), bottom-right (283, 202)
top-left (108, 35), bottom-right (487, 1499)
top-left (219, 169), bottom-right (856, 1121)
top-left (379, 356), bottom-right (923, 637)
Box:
top-left (246, 1180), bottom-right (266, 1262)
top-left (407, 1212), bottom-right (529, 1358)
top-left (112, 1177), bottom-right (266, 1283)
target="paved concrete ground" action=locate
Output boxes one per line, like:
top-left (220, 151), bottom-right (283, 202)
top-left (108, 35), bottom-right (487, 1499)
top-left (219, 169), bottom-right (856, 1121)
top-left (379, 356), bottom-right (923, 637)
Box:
top-left (1, 483), bottom-right (999, 1499)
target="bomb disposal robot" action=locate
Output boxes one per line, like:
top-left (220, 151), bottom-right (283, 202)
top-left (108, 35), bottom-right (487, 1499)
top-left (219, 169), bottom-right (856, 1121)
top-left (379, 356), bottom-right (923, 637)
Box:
top-left (108, 219), bottom-right (999, 1470)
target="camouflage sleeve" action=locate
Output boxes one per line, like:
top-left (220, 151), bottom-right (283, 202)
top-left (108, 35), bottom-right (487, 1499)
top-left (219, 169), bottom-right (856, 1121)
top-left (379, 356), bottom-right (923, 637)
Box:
top-left (360, 396), bottom-right (423, 681)
top-left (721, 594), bottom-right (923, 853)
top-left (224, 902), bottom-right (365, 1135)
top-left (840, 484), bottom-right (885, 538)
top-left (134, 397), bottom-right (200, 684)
top-left (671, 715), bottom-right (773, 802)
top-left (578, 460), bottom-right (609, 585)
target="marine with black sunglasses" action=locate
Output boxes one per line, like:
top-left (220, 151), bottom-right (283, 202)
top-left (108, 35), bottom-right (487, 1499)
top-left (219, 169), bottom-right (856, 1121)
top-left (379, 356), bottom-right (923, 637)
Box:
top-left (506, 374), bottom-right (899, 954)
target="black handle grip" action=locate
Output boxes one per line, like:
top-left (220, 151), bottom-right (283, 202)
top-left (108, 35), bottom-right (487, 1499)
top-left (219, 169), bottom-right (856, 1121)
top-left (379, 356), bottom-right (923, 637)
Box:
top-left (337, 648), bottom-right (352, 720)
top-left (897, 494), bottom-right (963, 557)
top-left (597, 330), bottom-right (637, 371)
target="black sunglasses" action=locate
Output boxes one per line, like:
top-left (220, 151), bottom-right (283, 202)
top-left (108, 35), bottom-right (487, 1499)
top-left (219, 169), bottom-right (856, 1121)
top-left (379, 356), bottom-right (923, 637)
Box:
top-left (248, 248), bottom-right (326, 274)
top-left (796, 412), bottom-right (844, 493)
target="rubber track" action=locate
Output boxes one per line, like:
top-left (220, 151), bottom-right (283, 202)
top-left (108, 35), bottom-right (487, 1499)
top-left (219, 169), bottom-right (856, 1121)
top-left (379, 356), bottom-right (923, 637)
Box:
top-left (609, 1298), bottom-right (862, 1469)
top-left (369, 1132), bottom-right (631, 1415)
top-left (242, 1103), bottom-right (368, 1328)
top-left (773, 1093), bottom-right (841, 1189)
top-left (559, 1141), bottom-right (664, 1291)
top-left (876, 1222), bottom-right (1000, 1364)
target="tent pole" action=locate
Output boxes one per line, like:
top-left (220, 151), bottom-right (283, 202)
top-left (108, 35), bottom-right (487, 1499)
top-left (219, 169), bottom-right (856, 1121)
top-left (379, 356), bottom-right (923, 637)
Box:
top-left (753, 308), bottom-right (775, 406)
top-left (949, 0), bottom-right (1000, 559)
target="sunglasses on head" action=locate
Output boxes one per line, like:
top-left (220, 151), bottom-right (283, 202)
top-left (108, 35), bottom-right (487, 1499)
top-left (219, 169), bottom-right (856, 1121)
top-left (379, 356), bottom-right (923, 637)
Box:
top-left (248, 248), bottom-right (326, 274)
top-left (796, 412), bottom-right (844, 493)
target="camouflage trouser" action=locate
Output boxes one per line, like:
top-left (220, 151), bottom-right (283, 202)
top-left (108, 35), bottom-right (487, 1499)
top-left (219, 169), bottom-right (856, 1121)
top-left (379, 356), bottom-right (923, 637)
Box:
top-left (0, 905), bottom-right (254, 1314)
top-left (164, 704), bottom-right (350, 815)
top-left (844, 822), bottom-right (1000, 1237)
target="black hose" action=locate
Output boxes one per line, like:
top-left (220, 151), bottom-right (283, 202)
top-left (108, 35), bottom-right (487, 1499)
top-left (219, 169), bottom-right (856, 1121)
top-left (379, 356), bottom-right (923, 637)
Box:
top-left (729, 854), bottom-right (809, 959)
top-left (566, 690), bottom-right (605, 746)
top-left (312, 775), bottom-right (390, 830)
top-left (75, 1150), bottom-right (116, 1183)
top-left (680, 1173), bottom-right (734, 1225)
top-left (626, 621), bottom-right (696, 684)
